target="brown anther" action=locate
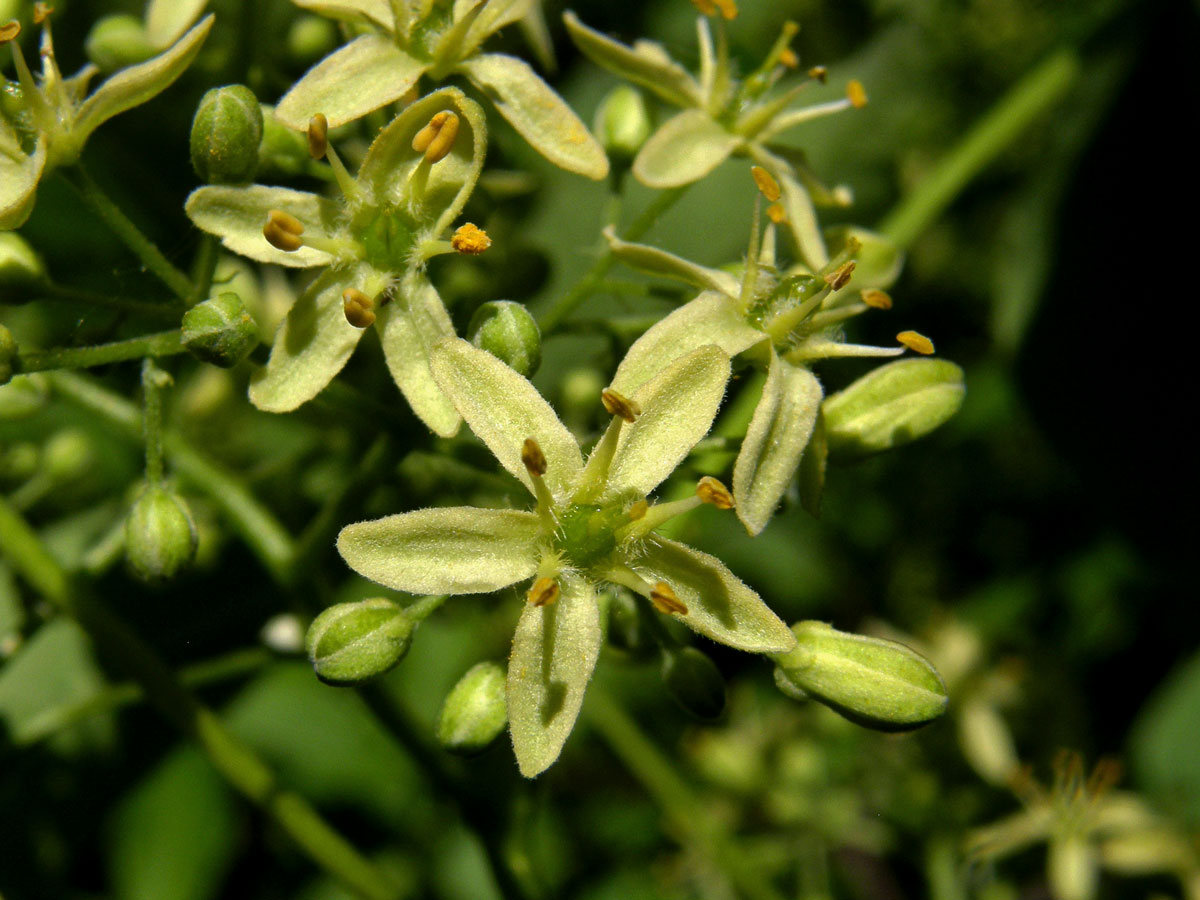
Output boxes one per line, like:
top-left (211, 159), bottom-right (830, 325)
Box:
top-left (897, 330), bottom-right (934, 355)
top-left (342, 288), bottom-right (375, 328)
top-left (807, 65), bottom-right (828, 83)
top-left (779, 48), bottom-right (799, 69)
top-left (650, 582), bottom-right (688, 616)
top-left (627, 499), bottom-right (648, 521)
top-left (847, 80), bottom-right (868, 109)
top-left (307, 113), bottom-right (329, 160)
top-left (451, 223), bottom-right (491, 255)
top-left (33, 3), bottom-right (52, 25)
top-left (750, 165), bottom-right (781, 203)
top-left (823, 261), bottom-right (856, 291)
top-left (0, 21), bottom-right (20, 42)
top-left (861, 288), bottom-right (893, 310)
top-left (411, 111), bottom-right (459, 164)
top-left (263, 209), bottom-right (305, 252)
top-left (600, 388), bottom-right (640, 422)
top-left (766, 202), bottom-right (787, 224)
top-left (527, 576), bottom-right (560, 607)
top-left (696, 476), bottom-right (734, 510)
top-left (521, 437), bottom-right (547, 477)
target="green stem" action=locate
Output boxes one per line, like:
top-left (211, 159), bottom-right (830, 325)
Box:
top-left (140, 360), bottom-right (169, 485)
top-left (879, 49), bottom-right (1080, 249)
top-left (16, 330), bottom-right (184, 373)
top-left (64, 164), bottom-right (196, 301)
top-left (0, 498), bottom-right (401, 900)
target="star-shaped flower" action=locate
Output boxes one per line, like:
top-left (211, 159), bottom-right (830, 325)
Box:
top-left (186, 87), bottom-right (488, 434)
top-left (1, 6), bottom-right (213, 229)
top-left (337, 337), bottom-right (796, 777)
top-left (274, 0), bottom-right (608, 179)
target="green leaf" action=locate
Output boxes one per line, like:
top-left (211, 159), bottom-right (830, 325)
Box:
top-left (0, 136), bottom-right (45, 231)
top-left (733, 352), bottom-right (822, 535)
top-left (604, 227), bottom-right (740, 297)
top-left (145, 0), bottom-right (210, 48)
top-left (632, 109), bottom-right (741, 188)
top-left (1131, 648), bottom-right (1200, 825)
top-left (185, 184), bottom-right (339, 268)
top-left (508, 573), bottom-right (601, 777)
top-left (631, 537), bottom-right (795, 653)
top-left (458, 54), bottom-right (609, 179)
top-left (275, 34), bottom-right (427, 130)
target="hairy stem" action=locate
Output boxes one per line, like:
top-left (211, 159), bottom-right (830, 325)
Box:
top-left (16, 330), bottom-right (184, 373)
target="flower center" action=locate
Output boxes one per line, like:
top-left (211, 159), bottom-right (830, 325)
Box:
top-left (553, 502), bottom-right (627, 571)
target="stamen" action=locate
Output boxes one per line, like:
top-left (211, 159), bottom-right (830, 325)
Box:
top-left (527, 576), bottom-right (560, 607)
top-left (751, 165), bottom-right (781, 202)
top-left (342, 288), bottom-right (375, 328)
top-left (33, 3), bottom-right (52, 25)
top-left (307, 113), bottom-right (329, 159)
top-left (862, 288), bottom-right (893, 310)
top-left (779, 47), bottom-right (798, 68)
top-left (0, 21), bottom-right (20, 42)
top-left (627, 499), bottom-right (648, 521)
top-left (713, 0), bottom-right (737, 19)
top-left (601, 388), bottom-right (640, 423)
top-left (451, 223), bottom-right (491, 255)
top-left (412, 111), bottom-right (460, 164)
top-left (807, 65), bottom-right (827, 83)
top-left (263, 210), bottom-right (304, 252)
top-left (823, 261), bottom-right (856, 291)
top-left (847, 80), bottom-right (868, 109)
top-left (897, 330), bottom-right (934, 355)
top-left (650, 582), bottom-right (688, 616)
top-left (766, 203), bottom-right (787, 224)
top-left (696, 476), bottom-right (734, 510)
top-left (521, 437), bottom-right (547, 477)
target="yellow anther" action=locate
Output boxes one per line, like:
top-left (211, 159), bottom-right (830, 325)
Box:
top-left (451, 223), bottom-right (491, 255)
top-left (897, 330), bottom-right (934, 355)
top-left (33, 3), bottom-right (52, 25)
top-left (779, 48), bottom-right (799, 68)
top-left (650, 581), bottom-right (688, 616)
top-left (696, 476), bottom-right (734, 510)
top-left (823, 261), bottom-right (856, 291)
top-left (847, 80), bottom-right (868, 109)
top-left (307, 113), bottom-right (329, 159)
top-left (691, 0), bottom-right (717, 14)
top-left (521, 437), bottom-right (547, 477)
top-left (691, 0), bottom-right (736, 17)
top-left (263, 209), bottom-right (304, 252)
top-left (527, 576), bottom-right (560, 607)
top-left (627, 499), bottom-right (648, 521)
top-left (766, 202), bottom-right (787, 224)
top-left (0, 21), bottom-right (21, 42)
top-left (342, 288), bottom-right (375, 328)
top-left (861, 288), bottom-right (893, 310)
top-left (411, 111), bottom-right (459, 164)
top-left (750, 165), bottom-right (781, 203)
top-left (601, 388), bottom-right (641, 423)
top-left (807, 65), bottom-right (828, 83)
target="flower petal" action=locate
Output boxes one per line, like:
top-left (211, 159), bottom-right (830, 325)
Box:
top-left (632, 109), bottom-right (741, 189)
top-left (337, 507), bottom-right (542, 594)
top-left (290, 0), bottom-right (396, 30)
top-left (458, 54), bottom-right (609, 179)
top-left (733, 351), bottom-right (823, 535)
top-left (604, 227), bottom-right (740, 298)
top-left (508, 572), bottom-right (602, 777)
top-left (248, 269), bottom-right (367, 412)
top-left (631, 537), bottom-right (795, 653)
top-left (0, 137), bottom-right (46, 231)
top-left (606, 345), bottom-right (730, 497)
top-left (145, 0), bottom-right (209, 48)
top-left (376, 271), bottom-right (461, 438)
top-left (275, 34), bottom-right (426, 130)
top-left (774, 162), bottom-right (828, 270)
top-left (431, 338), bottom-right (583, 503)
top-left (185, 185), bottom-right (339, 268)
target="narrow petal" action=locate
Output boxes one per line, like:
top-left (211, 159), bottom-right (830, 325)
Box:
top-left (290, 0), bottom-right (396, 30)
top-left (337, 507), bottom-right (542, 594)
top-left (185, 185), bottom-right (339, 268)
top-left (733, 351), bottom-right (823, 535)
top-left (0, 138), bottom-right (46, 231)
top-left (275, 35), bottom-right (426, 130)
top-left (631, 537), bottom-right (795, 653)
top-left (145, 0), bottom-right (209, 47)
top-left (248, 270), bottom-right (366, 412)
top-left (459, 54), bottom-right (608, 179)
top-left (508, 573), bottom-right (602, 777)
top-left (604, 346), bottom-right (730, 497)
top-left (376, 271), bottom-right (461, 438)
top-left (431, 339), bottom-right (583, 503)
top-left (605, 227), bottom-right (740, 298)
top-left (632, 109), bottom-right (741, 189)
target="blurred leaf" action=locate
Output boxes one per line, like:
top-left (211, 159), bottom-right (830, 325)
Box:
top-left (1130, 648), bottom-right (1200, 826)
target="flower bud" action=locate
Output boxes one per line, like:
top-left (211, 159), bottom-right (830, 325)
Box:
top-left (823, 358), bottom-right (965, 462)
top-left (0, 232), bottom-right (47, 305)
top-left (43, 429), bottom-right (95, 483)
top-left (824, 226), bottom-right (903, 290)
top-left (467, 300), bottom-right (541, 377)
top-left (181, 291), bottom-right (260, 367)
top-left (594, 85), bottom-right (651, 162)
top-left (84, 15), bottom-right (155, 72)
top-left (559, 367), bottom-right (606, 428)
top-left (304, 598), bottom-right (414, 686)
top-left (0, 323), bottom-right (15, 385)
top-left (125, 485), bottom-right (198, 582)
top-left (435, 661), bottom-right (508, 755)
top-left (772, 621), bottom-right (947, 731)
top-left (190, 85), bottom-right (264, 185)
top-left (662, 646), bottom-right (726, 721)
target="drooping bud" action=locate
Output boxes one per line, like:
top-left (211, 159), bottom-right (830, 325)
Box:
top-left (468, 300), bottom-right (541, 377)
top-left (84, 14), bottom-right (154, 71)
top-left (342, 288), bottom-right (375, 328)
top-left (601, 388), bottom-right (640, 422)
top-left (593, 85), bottom-right (651, 162)
top-left (650, 581), bottom-right (687, 616)
top-left (305, 598), bottom-right (415, 686)
top-left (451, 223), bottom-right (491, 255)
top-left (435, 661), bottom-right (508, 755)
top-left (897, 330), bottom-right (934, 355)
top-left (263, 209), bottom-right (304, 251)
top-left (0, 232), bottom-right (47, 305)
top-left (696, 476), bottom-right (734, 510)
top-left (181, 292), bottom-right (259, 367)
top-left (0, 324), bottom-right (15, 386)
top-left (125, 485), bottom-right (199, 582)
top-left (772, 621), bottom-right (948, 731)
top-left (190, 85), bottom-right (263, 184)
top-left (824, 226), bottom-right (903, 290)
top-left (527, 576), bottom-right (560, 607)
top-left (662, 646), bottom-right (726, 721)
top-left (411, 111), bottom-right (459, 164)
top-left (521, 438), bottom-right (547, 477)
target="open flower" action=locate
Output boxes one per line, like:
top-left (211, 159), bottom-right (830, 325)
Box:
top-left (565, 4), bottom-right (863, 268)
top-left (275, 0), bottom-right (607, 179)
top-left (186, 88), bottom-right (488, 434)
top-left (1, 6), bottom-right (213, 229)
top-left (337, 337), bottom-right (796, 777)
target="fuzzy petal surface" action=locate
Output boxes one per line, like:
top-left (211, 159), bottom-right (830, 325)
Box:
top-left (145, 0), bottom-right (210, 47)
top-left (185, 185), bottom-right (339, 267)
top-left (633, 109), bottom-right (740, 188)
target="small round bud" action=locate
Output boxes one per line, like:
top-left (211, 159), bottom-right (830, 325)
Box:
top-left (0, 232), bottom-right (47, 305)
top-left (125, 485), bottom-right (198, 582)
top-left (772, 621), bottom-right (948, 731)
top-left (42, 429), bottom-right (94, 483)
top-left (662, 646), bottom-right (726, 720)
top-left (468, 300), bottom-right (541, 377)
top-left (593, 85), bottom-right (651, 162)
top-left (435, 661), bottom-right (508, 755)
top-left (181, 292), bottom-right (260, 367)
top-left (84, 14), bottom-right (154, 71)
top-left (190, 85), bottom-right (264, 184)
top-left (0, 323), bottom-right (15, 386)
top-left (304, 598), bottom-right (415, 686)
top-left (824, 226), bottom-right (903, 290)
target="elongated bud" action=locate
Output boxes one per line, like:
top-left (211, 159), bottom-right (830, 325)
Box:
top-left (85, 14), bottom-right (154, 71)
top-left (662, 646), bottom-right (726, 721)
top-left (1, 232), bottom-right (47, 305)
top-left (521, 438), bottom-right (547, 477)
top-left (468, 300), bottom-right (541, 377)
top-left (772, 621), bottom-right (948, 731)
top-left (307, 113), bottom-right (328, 159)
top-left (126, 485), bottom-right (198, 582)
top-left (411, 111), bottom-right (459, 163)
top-left (825, 226), bottom-right (903, 289)
top-left (305, 598), bottom-right (415, 686)
top-left (601, 388), bottom-right (640, 422)
top-left (527, 576), bottom-right (559, 607)
top-left (191, 85), bottom-right (263, 184)
top-left (696, 476), bottom-right (734, 510)
top-left (436, 661), bottom-right (508, 755)
top-left (594, 85), bottom-right (651, 162)
top-left (263, 209), bottom-right (304, 251)
top-left (650, 581), bottom-right (687, 616)
top-left (342, 288), bottom-right (375, 328)
top-left (182, 292), bottom-right (259, 367)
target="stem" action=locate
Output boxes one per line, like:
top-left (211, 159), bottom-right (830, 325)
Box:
top-left (140, 360), bottom-right (169, 485)
top-left (879, 49), bottom-right (1080, 249)
top-left (64, 164), bottom-right (196, 301)
top-left (16, 330), bottom-right (184, 373)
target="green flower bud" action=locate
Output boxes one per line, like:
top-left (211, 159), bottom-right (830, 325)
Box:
top-left (0, 374), bottom-right (49, 419)
top-left (286, 15), bottom-right (338, 64)
top-left (772, 621), bottom-right (948, 731)
top-left (594, 85), bottom-right (651, 162)
top-left (823, 358), bottom-right (965, 462)
top-left (824, 226), bottom-right (903, 290)
top-left (42, 429), bottom-right (94, 483)
top-left (305, 599), bottom-right (414, 686)
top-left (190, 85), bottom-right (263, 185)
top-left (85, 15), bottom-right (156, 72)
top-left (0, 441), bottom-right (38, 482)
top-left (0, 324), bottom-right (15, 385)
top-left (662, 646), bottom-right (726, 721)
top-left (181, 291), bottom-right (260, 367)
top-left (468, 300), bottom-right (541, 377)
top-left (125, 486), bottom-right (199, 582)
top-left (0, 232), bottom-right (47, 305)
top-left (435, 661), bottom-right (508, 755)
top-left (257, 105), bottom-right (312, 178)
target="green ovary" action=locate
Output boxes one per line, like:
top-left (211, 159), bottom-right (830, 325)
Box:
top-left (554, 503), bottom-right (627, 571)
top-left (354, 211), bottom-right (415, 271)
